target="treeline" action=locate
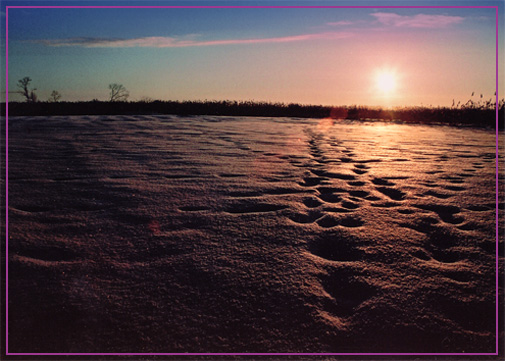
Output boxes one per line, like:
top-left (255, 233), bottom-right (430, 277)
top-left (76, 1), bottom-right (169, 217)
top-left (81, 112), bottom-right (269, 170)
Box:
top-left (3, 100), bottom-right (330, 118)
top-left (2, 99), bottom-right (503, 129)
top-left (337, 104), bottom-right (504, 129)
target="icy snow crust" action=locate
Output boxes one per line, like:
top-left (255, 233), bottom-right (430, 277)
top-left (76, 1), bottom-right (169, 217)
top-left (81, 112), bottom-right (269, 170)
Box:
top-left (7, 115), bottom-right (503, 353)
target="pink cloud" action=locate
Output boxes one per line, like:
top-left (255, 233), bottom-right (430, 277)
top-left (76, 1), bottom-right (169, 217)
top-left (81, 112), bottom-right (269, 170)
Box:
top-left (34, 31), bottom-right (353, 48)
top-left (327, 20), bottom-right (354, 26)
top-left (371, 12), bottom-right (464, 28)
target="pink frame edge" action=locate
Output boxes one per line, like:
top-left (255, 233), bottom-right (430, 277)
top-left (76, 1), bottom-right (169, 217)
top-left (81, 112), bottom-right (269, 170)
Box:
top-left (3, 4), bottom-right (501, 357)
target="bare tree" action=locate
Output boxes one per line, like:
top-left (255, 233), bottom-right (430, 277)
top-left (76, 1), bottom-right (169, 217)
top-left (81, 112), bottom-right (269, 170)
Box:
top-left (17, 77), bottom-right (37, 102)
top-left (48, 90), bottom-right (62, 102)
top-left (109, 83), bottom-right (129, 102)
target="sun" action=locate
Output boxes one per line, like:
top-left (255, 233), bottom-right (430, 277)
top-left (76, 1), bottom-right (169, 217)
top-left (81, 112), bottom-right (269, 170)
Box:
top-left (375, 70), bottom-right (397, 95)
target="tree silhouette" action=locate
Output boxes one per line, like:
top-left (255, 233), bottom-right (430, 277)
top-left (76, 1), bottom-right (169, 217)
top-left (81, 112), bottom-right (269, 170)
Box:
top-left (17, 77), bottom-right (37, 102)
top-left (109, 83), bottom-right (129, 102)
top-left (49, 90), bottom-right (62, 102)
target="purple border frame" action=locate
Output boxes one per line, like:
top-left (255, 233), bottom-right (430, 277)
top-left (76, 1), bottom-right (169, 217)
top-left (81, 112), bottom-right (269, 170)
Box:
top-left (3, 4), bottom-right (501, 357)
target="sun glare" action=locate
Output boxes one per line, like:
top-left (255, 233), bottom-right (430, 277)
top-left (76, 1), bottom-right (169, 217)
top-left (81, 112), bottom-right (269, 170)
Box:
top-left (375, 71), bottom-right (397, 95)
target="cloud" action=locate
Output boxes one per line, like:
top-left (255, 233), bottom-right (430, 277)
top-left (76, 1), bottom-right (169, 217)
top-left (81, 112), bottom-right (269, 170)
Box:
top-left (327, 20), bottom-right (354, 26)
top-left (371, 12), bottom-right (464, 28)
top-left (32, 31), bottom-right (353, 48)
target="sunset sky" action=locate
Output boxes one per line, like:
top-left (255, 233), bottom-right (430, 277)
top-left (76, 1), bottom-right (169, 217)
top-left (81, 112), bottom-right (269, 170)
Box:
top-left (2, 1), bottom-right (504, 107)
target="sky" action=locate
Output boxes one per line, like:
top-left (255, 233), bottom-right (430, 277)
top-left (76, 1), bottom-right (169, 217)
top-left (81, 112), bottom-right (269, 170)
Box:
top-left (2, 1), bottom-right (504, 107)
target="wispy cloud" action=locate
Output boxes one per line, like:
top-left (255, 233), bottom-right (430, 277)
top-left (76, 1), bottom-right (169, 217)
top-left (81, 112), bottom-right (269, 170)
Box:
top-left (32, 31), bottom-right (353, 48)
top-left (371, 12), bottom-right (464, 28)
top-left (327, 20), bottom-right (354, 26)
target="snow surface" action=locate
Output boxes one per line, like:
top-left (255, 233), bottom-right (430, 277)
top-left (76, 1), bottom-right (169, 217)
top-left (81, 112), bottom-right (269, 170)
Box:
top-left (7, 115), bottom-right (504, 353)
